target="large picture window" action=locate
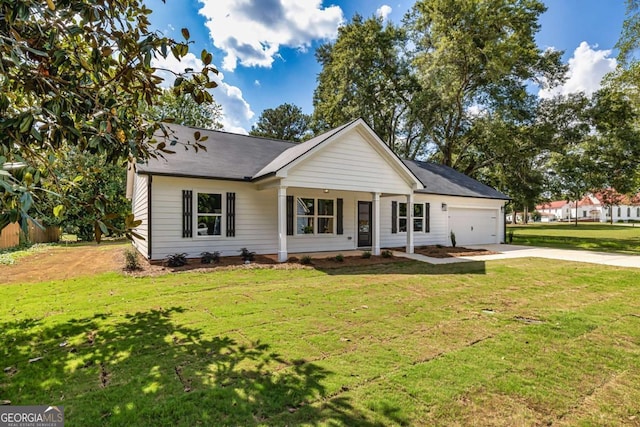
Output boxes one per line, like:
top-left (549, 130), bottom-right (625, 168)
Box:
top-left (413, 203), bottom-right (424, 232)
top-left (197, 193), bottom-right (222, 236)
top-left (398, 203), bottom-right (407, 232)
top-left (296, 197), bottom-right (335, 234)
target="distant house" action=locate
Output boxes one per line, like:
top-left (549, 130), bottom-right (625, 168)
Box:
top-left (535, 200), bottom-right (572, 222)
top-left (127, 119), bottom-right (510, 261)
top-left (537, 190), bottom-right (640, 223)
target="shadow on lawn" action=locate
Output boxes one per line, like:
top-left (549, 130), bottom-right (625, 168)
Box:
top-left (315, 259), bottom-right (487, 276)
top-left (1, 308), bottom-right (388, 426)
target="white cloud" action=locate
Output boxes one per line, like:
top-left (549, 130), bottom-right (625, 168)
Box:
top-left (198, 0), bottom-right (344, 71)
top-left (539, 42), bottom-right (617, 99)
top-left (151, 53), bottom-right (254, 134)
top-left (376, 5), bottom-right (392, 21)
top-left (254, 79), bottom-right (261, 86)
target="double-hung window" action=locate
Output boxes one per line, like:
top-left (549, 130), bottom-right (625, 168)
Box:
top-left (398, 203), bottom-right (408, 232)
top-left (296, 197), bottom-right (335, 234)
top-left (197, 193), bottom-right (222, 236)
top-left (394, 202), bottom-right (430, 233)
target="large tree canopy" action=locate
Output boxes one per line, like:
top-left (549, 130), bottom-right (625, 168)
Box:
top-left (144, 88), bottom-right (224, 130)
top-left (405, 0), bottom-right (565, 173)
top-left (0, 0), bottom-right (217, 232)
top-left (249, 103), bottom-right (311, 142)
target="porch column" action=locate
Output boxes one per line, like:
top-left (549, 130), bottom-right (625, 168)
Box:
top-left (277, 186), bottom-right (288, 262)
top-left (406, 193), bottom-right (414, 254)
top-left (372, 192), bottom-right (381, 255)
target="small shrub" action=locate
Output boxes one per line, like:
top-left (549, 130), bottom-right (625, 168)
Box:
top-left (381, 249), bottom-right (393, 258)
top-left (361, 251), bottom-right (372, 259)
top-left (200, 251), bottom-right (220, 264)
top-left (123, 248), bottom-right (141, 271)
top-left (334, 253), bottom-right (344, 262)
top-left (450, 231), bottom-right (457, 248)
top-left (239, 247), bottom-right (255, 262)
top-left (300, 255), bottom-right (313, 265)
top-left (166, 253), bottom-right (187, 267)
top-left (435, 244), bottom-right (443, 249)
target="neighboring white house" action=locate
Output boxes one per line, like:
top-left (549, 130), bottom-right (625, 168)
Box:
top-left (535, 200), bottom-right (572, 222)
top-left (537, 191), bottom-right (640, 223)
top-left (127, 119), bottom-right (510, 261)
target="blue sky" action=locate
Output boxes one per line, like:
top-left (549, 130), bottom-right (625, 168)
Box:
top-left (149, 0), bottom-right (627, 133)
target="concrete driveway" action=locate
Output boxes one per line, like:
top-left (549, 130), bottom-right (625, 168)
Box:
top-left (465, 244), bottom-right (640, 268)
top-left (394, 244), bottom-right (640, 269)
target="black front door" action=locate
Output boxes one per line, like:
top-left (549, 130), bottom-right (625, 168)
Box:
top-left (357, 201), bottom-right (372, 247)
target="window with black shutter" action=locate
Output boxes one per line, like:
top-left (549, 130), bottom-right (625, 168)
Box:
top-left (286, 195), bottom-right (294, 235)
top-left (337, 198), bottom-right (344, 235)
top-left (425, 202), bottom-right (431, 233)
top-left (226, 192), bottom-right (236, 237)
top-left (391, 201), bottom-right (397, 234)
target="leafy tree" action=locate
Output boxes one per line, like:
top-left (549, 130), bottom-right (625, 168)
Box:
top-left (312, 15), bottom-right (419, 155)
top-left (0, 0), bottom-right (217, 234)
top-left (404, 0), bottom-right (566, 173)
top-left (250, 103), bottom-right (311, 142)
top-left (144, 89), bottom-right (223, 129)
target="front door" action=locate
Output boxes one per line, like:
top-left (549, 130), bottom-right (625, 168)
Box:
top-left (357, 201), bottom-right (372, 247)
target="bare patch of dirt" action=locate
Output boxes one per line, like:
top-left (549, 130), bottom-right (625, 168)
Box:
top-left (2, 243), bottom-right (412, 284)
top-left (400, 245), bottom-right (499, 258)
top-left (1, 242), bottom-right (126, 285)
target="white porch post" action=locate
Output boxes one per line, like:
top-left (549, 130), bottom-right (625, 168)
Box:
top-left (372, 192), bottom-right (381, 255)
top-left (277, 186), bottom-right (288, 262)
top-left (406, 193), bottom-right (414, 254)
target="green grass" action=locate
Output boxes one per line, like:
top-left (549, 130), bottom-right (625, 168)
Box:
top-left (2, 260), bottom-right (640, 425)
top-left (509, 222), bottom-right (640, 254)
top-left (0, 243), bottom-right (56, 265)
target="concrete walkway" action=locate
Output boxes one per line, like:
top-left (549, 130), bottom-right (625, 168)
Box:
top-left (394, 244), bottom-right (640, 269)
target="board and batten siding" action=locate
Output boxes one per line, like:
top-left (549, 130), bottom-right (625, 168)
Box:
top-left (380, 194), bottom-right (506, 248)
top-left (131, 173), bottom-right (149, 257)
top-left (282, 128), bottom-right (414, 195)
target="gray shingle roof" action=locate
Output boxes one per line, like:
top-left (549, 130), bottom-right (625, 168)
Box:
top-left (136, 122), bottom-right (508, 201)
top-left (136, 123), bottom-right (294, 180)
top-left (403, 160), bottom-right (510, 200)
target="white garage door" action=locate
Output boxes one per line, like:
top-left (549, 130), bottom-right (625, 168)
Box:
top-left (449, 208), bottom-right (498, 246)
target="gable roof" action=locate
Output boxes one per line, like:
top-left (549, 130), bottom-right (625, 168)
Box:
top-left (136, 121), bottom-right (507, 200)
top-left (136, 123), bottom-right (295, 180)
top-left (404, 160), bottom-right (510, 200)
top-left (536, 200), bottom-right (570, 210)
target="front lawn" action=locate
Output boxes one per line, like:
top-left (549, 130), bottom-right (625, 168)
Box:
top-left (509, 222), bottom-right (640, 254)
top-left (1, 259), bottom-right (639, 425)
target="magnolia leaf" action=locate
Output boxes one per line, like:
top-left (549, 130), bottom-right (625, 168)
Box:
top-left (46, 0), bottom-right (55, 11)
top-left (181, 28), bottom-right (190, 40)
top-left (53, 204), bottom-right (65, 218)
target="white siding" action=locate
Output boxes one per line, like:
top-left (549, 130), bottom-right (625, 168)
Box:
top-left (381, 194), bottom-right (505, 248)
top-left (131, 173), bottom-right (148, 257)
top-left (150, 178), bottom-right (379, 260)
top-left (282, 128), bottom-right (414, 195)
top-left (286, 189), bottom-right (370, 253)
top-left (151, 176), bottom-right (278, 260)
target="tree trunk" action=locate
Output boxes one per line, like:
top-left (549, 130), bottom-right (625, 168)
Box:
top-left (524, 207), bottom-right (528, 224)
top-left (575, 202), bottom-right (578, 227)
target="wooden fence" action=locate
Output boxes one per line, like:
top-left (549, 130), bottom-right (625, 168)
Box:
top-left (0, 221), bottom-right (61, 249)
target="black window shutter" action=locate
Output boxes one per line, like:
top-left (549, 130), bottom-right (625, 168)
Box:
top-left (182, 190), bottom-right (193, 238)
top-left (337, 198), bottom-right (344, 235)
top-left (286, 195), bottom-right (294, 235)
top-left (425, 202), bottom-right (431, 233)
top-left (226, 192), bottom-right (236, 237)
top-left (391, 201), bottom-right (397, 234)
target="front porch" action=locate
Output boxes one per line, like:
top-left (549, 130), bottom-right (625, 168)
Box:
top-left (264, 185), bottom-right (417, 262)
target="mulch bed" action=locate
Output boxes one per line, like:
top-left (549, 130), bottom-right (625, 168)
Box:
top-left (392, 245), bottom-right (499, 258)
top-left (414, 245), bottom-right (499, 258)
top-left (128, 253), bottom-right (411, 277)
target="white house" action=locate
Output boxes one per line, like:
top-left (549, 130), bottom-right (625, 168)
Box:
top-left (535, 200), bottom-right (572, 222)
top-left (127, 119), bottom-right (509, 261)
